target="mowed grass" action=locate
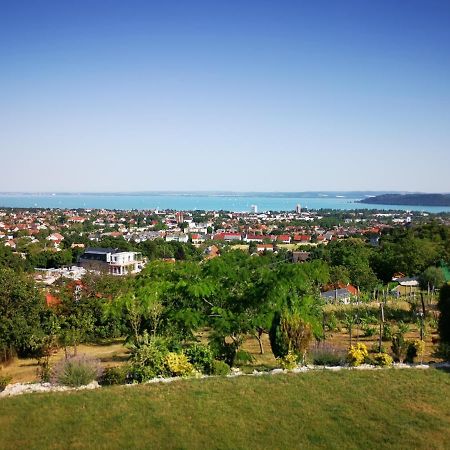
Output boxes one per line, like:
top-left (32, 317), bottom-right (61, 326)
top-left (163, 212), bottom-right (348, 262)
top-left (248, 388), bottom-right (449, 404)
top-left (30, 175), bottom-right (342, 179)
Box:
top-left (1, 369), bottom-right (450, 450)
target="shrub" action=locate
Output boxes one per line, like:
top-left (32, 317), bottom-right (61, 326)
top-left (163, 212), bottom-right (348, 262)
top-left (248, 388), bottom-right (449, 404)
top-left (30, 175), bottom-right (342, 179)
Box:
top-left (100, 366), bottom-right (129, 386)
top-left (371, 353), bottom-right (393, 367)
top-left (278, 351), bottom-right (299, 370)
top-left (52, 355), bottom-right (102, 387)
top-left (370, 342), bottom-right (387, 354)
top-left (0, 372), bottom-right (11, 392)
top-left (435, 342), bottom-right (450, 361)
top-left (185, 343), bottom-right (214, 374)
top-left (362, 325), bottom-right (377, 337)
top-left (406, 339), bottom-right (426, 363)
top-left (208, 336), bottom-right (238, 367)
top-left (382, 323), bottom-right (393, 341)
top-left (234, 350), bottom-right (255, 366)
top-left (211, 360), bottom-right (231, 376)
top-left (128, 336), bottom-right (169, 382)
top-left (438, 283), bottom-right (450, 344)
top-left (269, 309), bottom-right (316, 362)
top-left (325, 313), bottom-right (339, 332)
top-left (347, 343), bottom-right (369, 366)
top-left (391, 324), bottom-right (410, 363)
top-left (309, 345), bottom-right (345, 366)
top-left (165, 352), bottom-right (194, 377)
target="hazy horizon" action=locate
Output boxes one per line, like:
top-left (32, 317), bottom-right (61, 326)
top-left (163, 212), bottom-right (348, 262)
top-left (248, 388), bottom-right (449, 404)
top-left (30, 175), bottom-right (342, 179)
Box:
top-left (1, 1), bottom-right (450, 192)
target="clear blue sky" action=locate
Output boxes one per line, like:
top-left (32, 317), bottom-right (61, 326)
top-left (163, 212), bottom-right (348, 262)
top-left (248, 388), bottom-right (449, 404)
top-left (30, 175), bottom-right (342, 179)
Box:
top-left (1, 0), bottom-right (449, 192)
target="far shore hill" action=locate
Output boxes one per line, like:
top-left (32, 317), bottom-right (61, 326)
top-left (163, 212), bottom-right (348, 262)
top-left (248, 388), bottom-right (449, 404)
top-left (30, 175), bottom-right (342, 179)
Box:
top-left (359, 193), bottom-right (450, 207)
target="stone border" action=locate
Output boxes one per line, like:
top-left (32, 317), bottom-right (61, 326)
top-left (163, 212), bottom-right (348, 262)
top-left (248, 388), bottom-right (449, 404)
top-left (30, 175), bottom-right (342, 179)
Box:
top-left (2, 362), bottom-right (449, 398)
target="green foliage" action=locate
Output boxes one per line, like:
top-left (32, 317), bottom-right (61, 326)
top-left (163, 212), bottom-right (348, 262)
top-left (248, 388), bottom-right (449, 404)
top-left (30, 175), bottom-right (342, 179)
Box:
top-left (0, 370), bottom-right (11, 392)
top-left (362, 325), bottom-right (377, 337)
top-left (211, 360), bottom-right (231, 376)
top-left (234, 350), bottom-right (255, 366)
top-left (406, 339), bottom-right (425, 363)
top-left (269, 307), bottom-right (318, 362)
top-left (277, 351), bottom-right (299, 370)
top-left (435, 342), bottom-right (450, 361)
top-left (371, 353), bottom-right (393, 366)
top-left (438, 283), bottom-right (450, 344)
top-left (52, 355), bottom-right (102, 387)
top-left (100, 366), bottom-right (130, 386)
top-left (324, 313), bottom-right (339, 332)
top-left (128, 333), bottom-right (170, 382)
top-left (419, 266), bottom-right (445, 290)
top-left (0, 267), bottom-right (48, 360)
top-left (391, 324), bottom-right (410, 363)
top-left (382, 323), bottom-right (393, 341)
top-left (184, 343), bottom-right (214, 374)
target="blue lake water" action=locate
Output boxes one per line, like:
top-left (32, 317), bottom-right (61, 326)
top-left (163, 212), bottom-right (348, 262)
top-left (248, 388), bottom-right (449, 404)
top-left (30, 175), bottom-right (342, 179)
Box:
top-left (1, 194), bottom-right (450, 213)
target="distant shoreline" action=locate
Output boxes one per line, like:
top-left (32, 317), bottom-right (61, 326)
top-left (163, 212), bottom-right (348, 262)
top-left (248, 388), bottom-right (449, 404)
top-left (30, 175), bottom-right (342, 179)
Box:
top-left (358, 193), bottom-right (450, 207)
top-left (0, 190), bottom-right (396, 198)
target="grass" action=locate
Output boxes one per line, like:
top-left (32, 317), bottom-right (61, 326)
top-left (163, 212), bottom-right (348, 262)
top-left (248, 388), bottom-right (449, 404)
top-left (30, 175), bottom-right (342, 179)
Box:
top-left (1, 369), bottom-right (450, 449)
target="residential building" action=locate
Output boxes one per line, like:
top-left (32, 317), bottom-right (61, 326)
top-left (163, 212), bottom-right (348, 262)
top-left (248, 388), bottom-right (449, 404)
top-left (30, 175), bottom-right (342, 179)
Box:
top-left (78, 247), bottom-right (145, 275)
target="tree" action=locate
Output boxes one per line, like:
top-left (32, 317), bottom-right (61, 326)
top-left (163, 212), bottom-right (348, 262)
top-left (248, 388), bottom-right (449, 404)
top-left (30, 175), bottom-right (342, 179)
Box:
top-left (0, 267), bottom-right (47, 361)
top-left (419, 266), bottom-right (445, 291)
top-left (438, 283), bottom-right (450, 345)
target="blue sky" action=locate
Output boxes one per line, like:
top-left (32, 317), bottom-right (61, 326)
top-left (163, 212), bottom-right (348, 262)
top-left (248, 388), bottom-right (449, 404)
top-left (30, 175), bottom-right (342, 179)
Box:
top-left (1, 0), bottom-right (449, 192)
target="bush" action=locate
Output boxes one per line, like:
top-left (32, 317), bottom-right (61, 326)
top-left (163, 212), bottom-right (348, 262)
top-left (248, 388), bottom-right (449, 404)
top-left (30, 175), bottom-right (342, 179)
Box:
top-left (347, 343), bottom-right (369, 366)
top-left (211, 360), bottom-right (231, 376)
top-left (278, 351), bottom-right (299, 370)
top-left (435, 342), bottom-right (450, 361)
top-left (438, 283), bottom-right (450, 344)
top-left (309, 345), bottom-right (345, 366)
top-left (325, 313), bottom-right (339, 332)
top-left (362, 325), bottom-right (377, 338)
top-left (165, 352), bottom-right (194, 377)
top-left (209, 336), bottom-right (238, 367)
top-left (234, 350), bottom-right (255, 366)
top-left (52, 355), bottom-right (102, 387)
top-left (100, 366), bottom-right (129, 386)
top-left (391, 323), bottom-right (410, 363)
top-left (0, 372), bottom-right (11, 392)
top-left (370, 342), bottom-right (387, 354)
top-left (382, 323), bottom-right (392, 341)
top-left (406, 339), bottom-right (425, 363)
top-left (185, 343), bottom-right (214, 374)
top-left (371, 353), bottom-right (393, 367)
top-left (269, 309), bottom-right (315, 362)
top-left (128, 336), bottom-right (169, 382)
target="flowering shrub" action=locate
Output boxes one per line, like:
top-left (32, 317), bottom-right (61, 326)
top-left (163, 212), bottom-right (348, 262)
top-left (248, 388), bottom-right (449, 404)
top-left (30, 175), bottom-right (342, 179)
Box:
top-left (165, 352), bottom-right (194, 377)
top-left (347, 343), bottom-right (369, 366)
top-left (278, 351), bottom-right (299, 370)
top-left (372, 353), bottom-right (393, 367)
top-left (309, 344), bottom-right (345, 366)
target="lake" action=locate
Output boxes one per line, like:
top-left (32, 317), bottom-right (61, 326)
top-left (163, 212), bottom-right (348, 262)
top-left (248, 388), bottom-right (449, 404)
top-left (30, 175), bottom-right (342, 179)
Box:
top-left (1, 193), bottom-right (450, 213)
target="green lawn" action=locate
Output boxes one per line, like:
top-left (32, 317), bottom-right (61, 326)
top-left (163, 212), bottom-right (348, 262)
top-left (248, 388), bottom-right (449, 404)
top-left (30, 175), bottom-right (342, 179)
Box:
top-left (1, 369), bottom-right (450, 449)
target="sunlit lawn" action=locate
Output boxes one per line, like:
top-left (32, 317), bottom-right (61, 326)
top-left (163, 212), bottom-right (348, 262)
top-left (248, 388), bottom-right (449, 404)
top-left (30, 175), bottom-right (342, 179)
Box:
top-left (1, 369), bottom-right (450, 449)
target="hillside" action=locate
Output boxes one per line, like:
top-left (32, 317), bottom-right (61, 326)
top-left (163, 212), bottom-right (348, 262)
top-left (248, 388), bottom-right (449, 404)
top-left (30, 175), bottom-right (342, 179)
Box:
top-left (1, 370), bottom-right (450, 449)
top-left (358, 193), bottom-right (450, 207)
